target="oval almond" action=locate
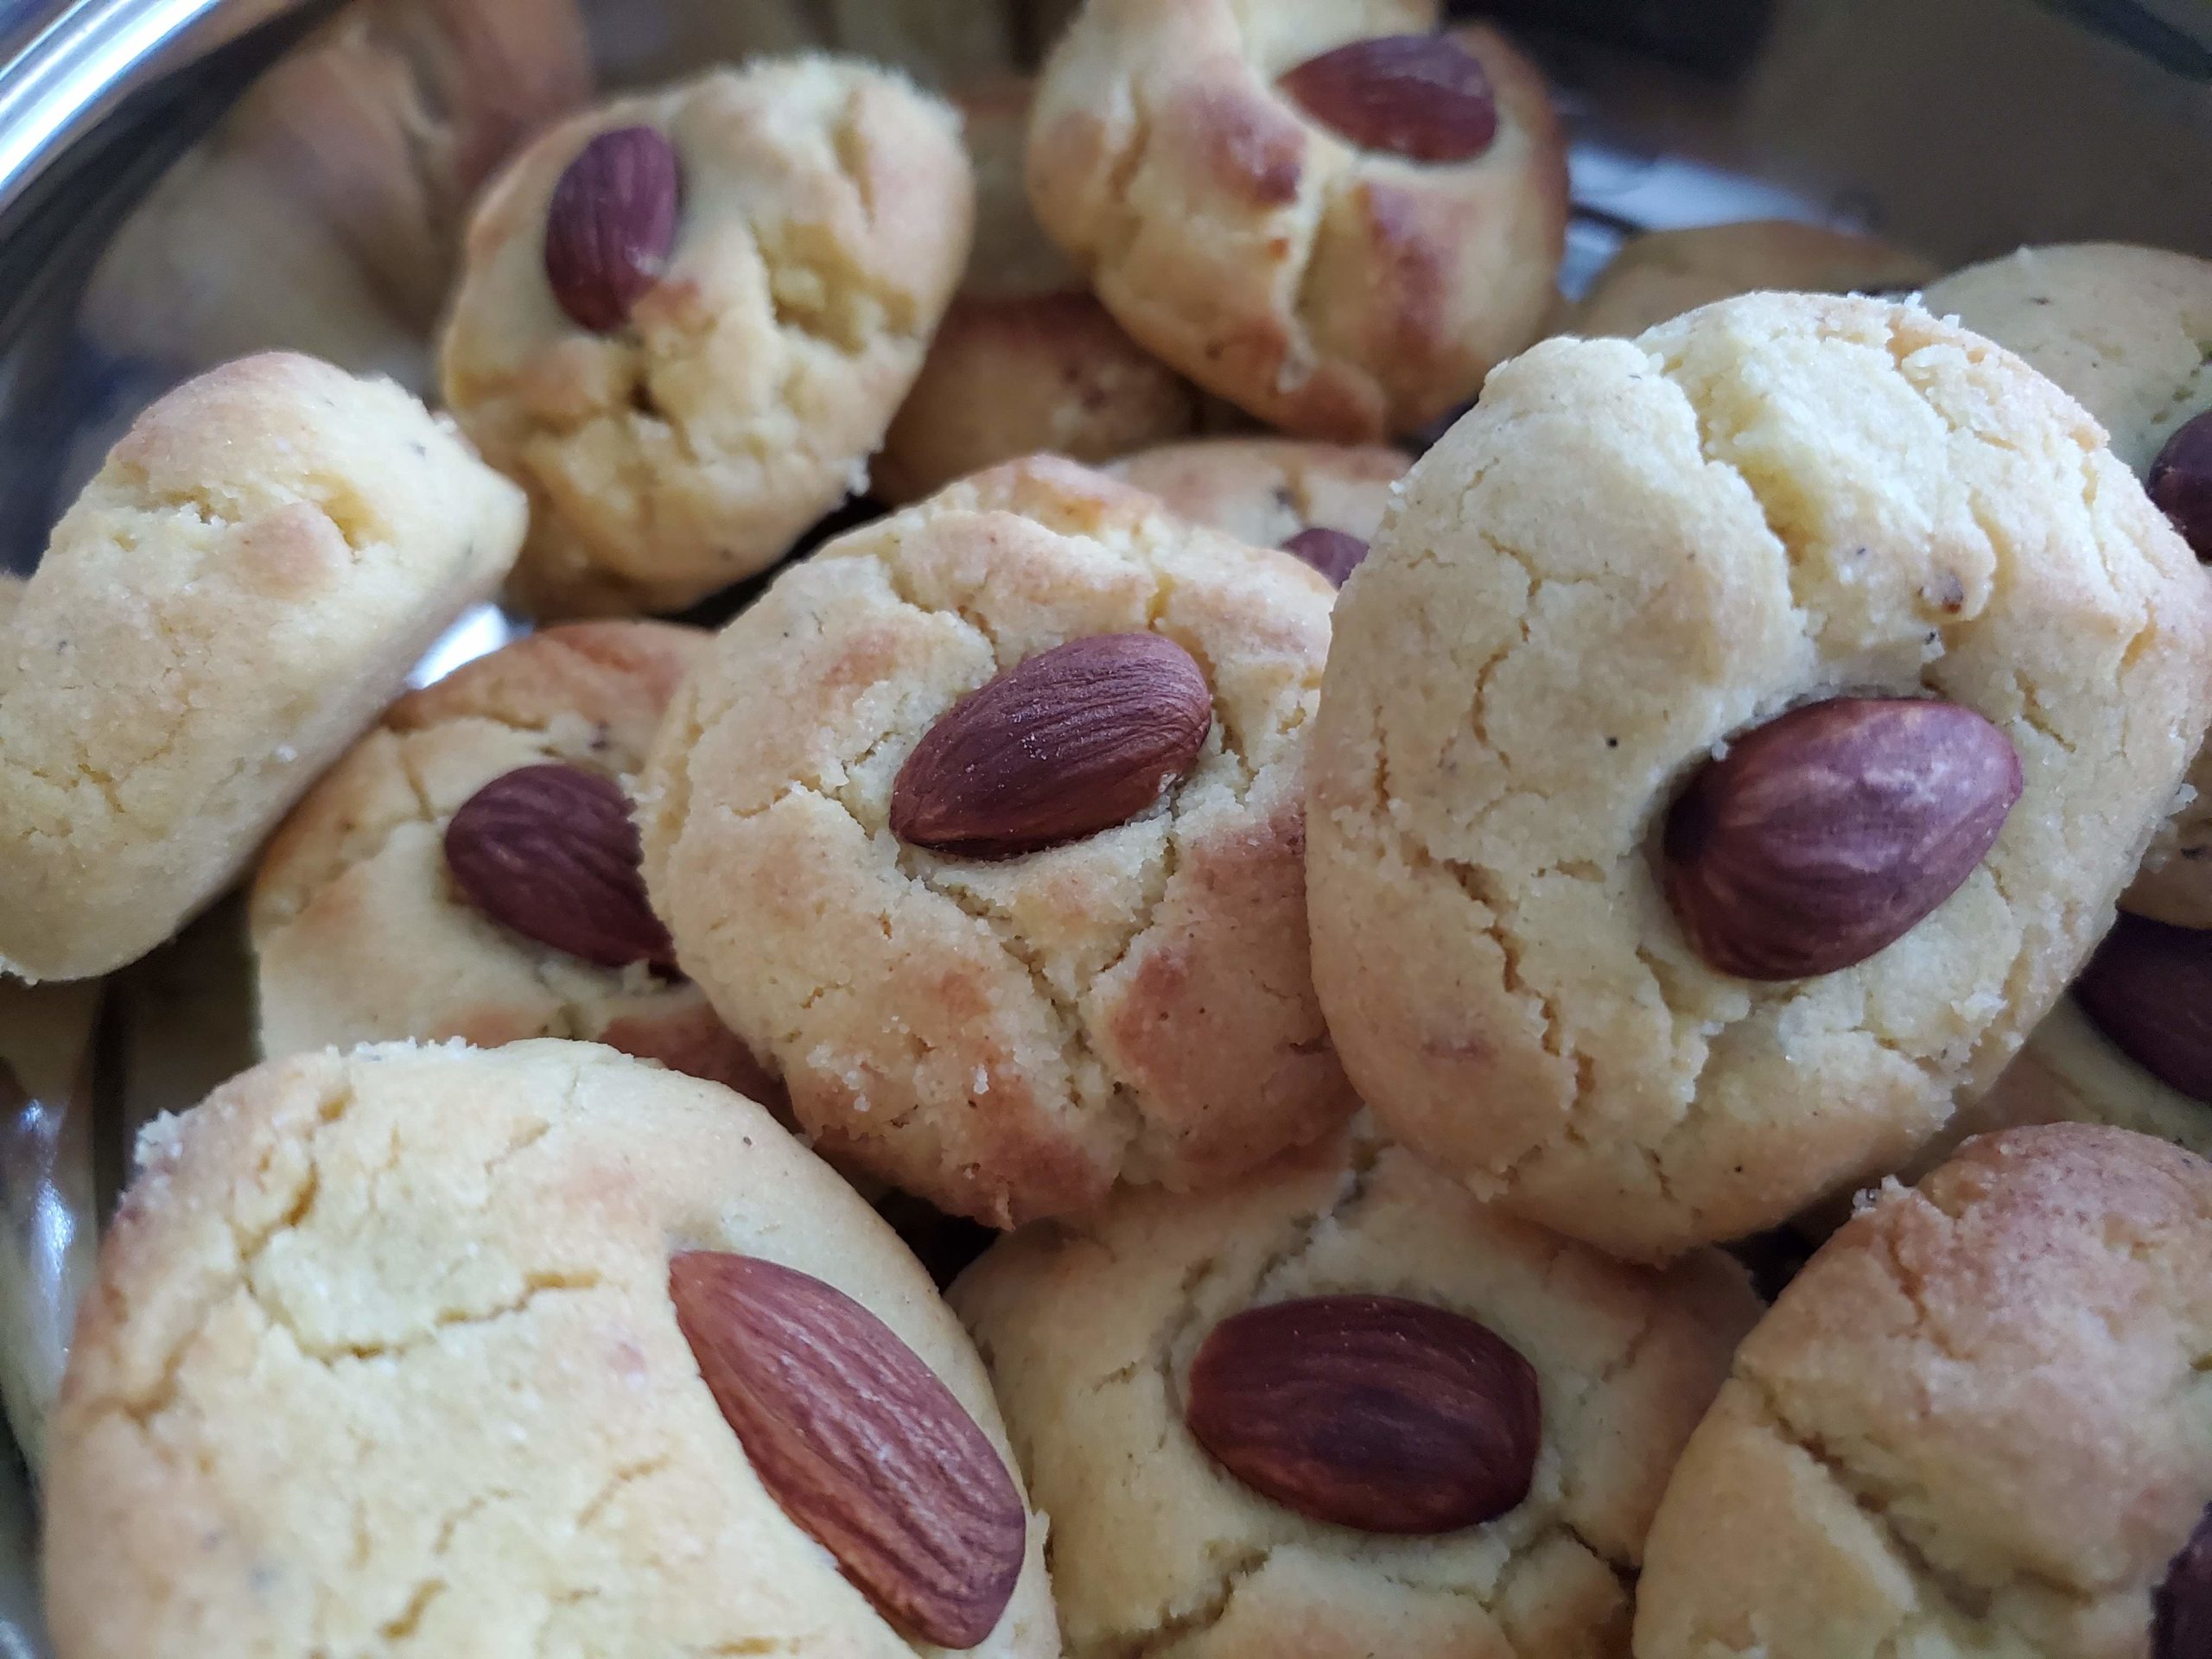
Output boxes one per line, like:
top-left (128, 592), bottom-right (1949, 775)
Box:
top-left (1278, 35), bottom-right (1498, 163)
top-left (543, 124), bottom-right (683, 334)
top-left (890, 632), bottom-right (1211, 858)
top-left (2074, 912), bottom-right (2212, 1103)
top-left (669, 1252), bottom-right (1026, 1648)
top-left (1185, 1293), bottom-right (1541, 1534)
top-left (1662, 696), bottom-right (2022, 981)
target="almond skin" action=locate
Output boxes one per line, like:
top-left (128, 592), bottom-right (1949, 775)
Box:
top-left (1185, 1294), bottom-right (1541, 1534)
top-left (1281, 526), bottom-right (1370, 587)
top-left (1662, 696), bottom-right (2022, 981)
top-left (669, 1253), bottom-right (1026, 1648)
top-left (2074, 912), bottom-right (2212, 1103)
top-left (890, 632), bottom-right (1212, 858)
top-left (1278, 35), bottom-right (1498, 164)
top-left (543, 124), bottom-right (682, 333)
top-left (443, 762), bottom-right (677, 971)
top-left (2157, 1503), bottom-right (2212, 1659)
top-left (2148, 409), bottom-right (2212, 562)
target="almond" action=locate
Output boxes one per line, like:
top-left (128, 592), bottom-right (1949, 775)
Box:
top-left (1279, 35), bottom-right (1498, 164)
top-left (543, 124), bottom-right (682, 333)
top-left (443, 763), bottom-right (677, 971)
top-left (2073, 912), bottom-right (2212, 1103)
top-left (669, 1253), bottom-right (1025, 1647)
top-left (1662, 697), bottom-right (2022, 981)
top-left (1185, 1294), bottom-right (1540, 1534)
top-left (2149, 409), bottom-right (2211, 562)
top-left (1281, 526), bottom-right (1370, 587)
top-left (2157, 1503), bottom-right (2212, 1659)
top-left (890, 632), bottom-right (1211, 858)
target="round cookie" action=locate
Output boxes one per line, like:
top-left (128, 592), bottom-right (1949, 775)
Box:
top-left (873, 79), bottom-right (1206, 505)
top-left (1110, 435), bottom-right (1410, 582)
top-left (1027, 2), bottom-right (1567, 442)
top-left (950, 1119), bottom-right (1761, 1659)
top-left (1565, 219), bottom-right (1936, 340)
top-left (1306, 293), bottom-right (2212, 1260)
top-left (440, 58), bottom-right (975, 618)
top-left (1923, 245), bottom-right (2212, 927)
top-left (43, 1039), bottom-right (1058, 1659)
top-left (638, 455), bottom-right (1354, 1226)
top-left (1634, 1124), bottom-right (2212, 1659)
top-left (0, 353), bottom-right (525, 984)
top-left (251, 622), bottom-right (778, 1104)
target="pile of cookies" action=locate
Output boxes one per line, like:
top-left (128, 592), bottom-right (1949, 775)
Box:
top-left (4, 1), bottom-right (2210, 1655)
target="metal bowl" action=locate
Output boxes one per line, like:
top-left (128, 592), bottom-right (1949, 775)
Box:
top-left (0, 0), bottom-right (2203, 1649)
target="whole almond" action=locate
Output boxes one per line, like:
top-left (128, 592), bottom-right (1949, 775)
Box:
top-left (2073, 912), bottom-right (2212, 1103)
top-left (890, 633), bottom-right (1211, 858)
top-left (2148, 409), bottom-right (2211, 562)
top-left (669, 1252), bottom-right (1025, 1647)
top-left (1185, 1294), bottom-right (1540, 1534)
top-left (1281, 526), bottom-right (1370, 587)
top-left (1662, 697), bottom-right (2022, 981)
top-left (543, 125), bottom-right (682, 333)
top-left (1279, 35), bottom-right (1498, 163)
top-left (2157, 1503), bottom-right (2212, 1659)
top-left (443, 763), bottom-right (677, 971)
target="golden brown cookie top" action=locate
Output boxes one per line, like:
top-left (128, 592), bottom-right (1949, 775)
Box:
top-left (1567, 219), bottom-right (1936, 340)
top-left (1111, 435), bottom-right (1409, 551)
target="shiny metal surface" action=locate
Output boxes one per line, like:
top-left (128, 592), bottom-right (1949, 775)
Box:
top-left (0, 0), bottom-right (2202, 1648)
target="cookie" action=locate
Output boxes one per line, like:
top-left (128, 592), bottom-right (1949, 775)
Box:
top-left (1634, 1124), bottom-right (2212, 1659)
top-left (43, 1039), bottom-right (1058, 1659)
top-left (0, 353), bottom-right (525, 984)
top-left (1306, 293), bottom-right (2212, 1260)
top-left (1028, 3), bottom-right (1567, 441)
top-left (950, 1119), bottom-right (1761, 1659)
top-left (1923, 245), bottom-right (2212, 927)
top-left (873, 79), bottom-right (1205, 505)
top-left (1565, 219), bottom-right (1936, 340)
top-left (250, 621), bottom-right (779, 1105)
top-left (440, 58), bottom-right (975, 618)
top-left (1110, 435), bottom-right (1410, 582)
top-left (637, 455), bottom-right (1354, 1226)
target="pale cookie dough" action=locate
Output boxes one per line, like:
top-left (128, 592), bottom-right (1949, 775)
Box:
top-left (1028, 2), bottom-right (1567, 442)
top-left (0, 353), bottom-right (524, 984)
top-left (1634, 1124), bottom-right (2212, 1659)
top-left (441, 58), bottom-right (974, 617)
top-left (951, 1120), bottom-right (1761, 1659)
top-left (1111, 435), bottom-right (1409, 550)
top-left (1307, 293), bottom-right (2212, 1261)
top-left (1923, 245), bottom-right (2212, 927)
top-left (1566, 220), bottom-right (1936, 340)
top-left (638, 455), bottom-right (1355, 1226)
top-left (43, 1039), bottom-right (1058, 1659)
top-left (251, 622), bottom-right (779, 1105)
top-left (873, 79), bottom-right (1205, 505)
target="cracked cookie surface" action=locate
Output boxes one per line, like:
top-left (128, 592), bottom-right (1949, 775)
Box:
top-left (1924, 245), bottom-right (2212, 927)
top-left (1306, 293), bottom-right (2212, 1259)
top-left (42, 1039), bottom-right (1058, 1659)
top-left (1633, 1124), bottom-right (2212, 1659)
top-left (636, 455), bottom-right (1354, 1226)
top-left (0, 353), bottom-right (524, 984)
top-left (1111, 435), bottom-right (1409, 550)
top-left (1026, 0), bottom-right (1566, 442)
top-left (950, 1118), bottom-right (1759, 1659)
top-left (439, 57), bottom-right (973, 617)
top-left (250, 622), bottom-right (778, 1104)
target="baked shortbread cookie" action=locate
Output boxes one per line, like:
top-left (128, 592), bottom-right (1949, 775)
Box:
top-left (43, 1039), bottom-right (1058, 1659)
top-left (1924, 245), bottom-right (2212, 925)
top-left (1635, 1125), bottom-right (2212, 1659)
top-left (638, 456), bottom-right (1355, 1226)
top-left (1307, 294), bottom-right (2212, 1259)
top-left (251, 622), bottom-right (777, 1103)
top-left (873, 79), bottom-right (1205, 504)
top-left (1028, 1), bottom-right (1567, 442)
top-left (1567, 220), bottom-right (1936, 340)
top-left (441, 58), bottom-right (974, 617)
top-left (0, 353), bottom-right (524, 983)
top-left (951, 1120), bottom-right (1760, 1659)
top-left (1111, 435), bottom-right (1410, 584)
